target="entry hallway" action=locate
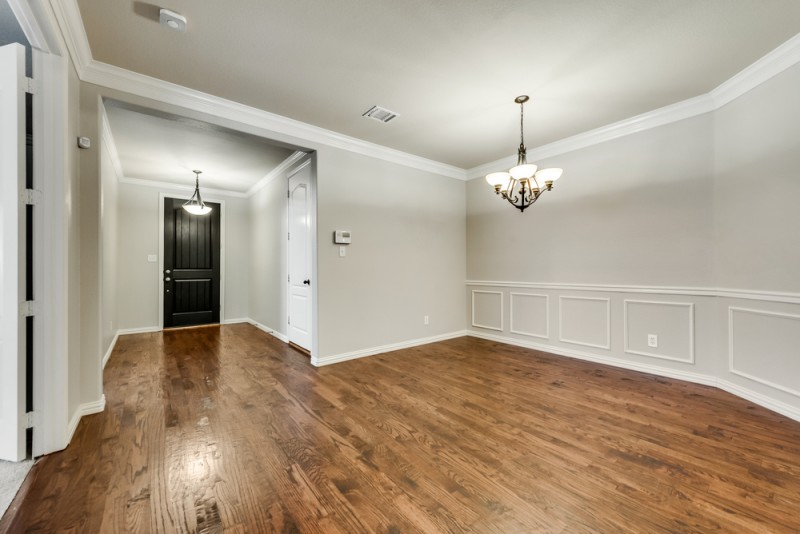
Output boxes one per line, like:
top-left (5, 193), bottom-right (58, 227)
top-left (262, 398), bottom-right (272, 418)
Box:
top-left (2, 324), bottom-right (800, 532)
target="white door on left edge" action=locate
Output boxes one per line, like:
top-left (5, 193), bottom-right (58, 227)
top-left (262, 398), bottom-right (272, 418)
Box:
top-left (0, 43), bottom-right (27, 461)
top-left (287, 160), bottom-right (312, 352)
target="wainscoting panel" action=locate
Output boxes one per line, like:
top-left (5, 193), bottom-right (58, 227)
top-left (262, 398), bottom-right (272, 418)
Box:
top-left (624, 300), bottom-right (695, 363)
top-left (510, 293), bottom-right (549, 339)
top-left (471, 290), bottom-right (503, 331)
top-left (559, 296), bottom-right (610, 349)
top-left (729, 307), bottom-right (800, 398)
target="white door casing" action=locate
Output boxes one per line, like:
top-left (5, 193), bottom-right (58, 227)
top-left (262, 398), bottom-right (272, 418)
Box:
top-left (0, 43), bottom-right (27, 461)
top-left (287, 160), bottom-right (313, 351)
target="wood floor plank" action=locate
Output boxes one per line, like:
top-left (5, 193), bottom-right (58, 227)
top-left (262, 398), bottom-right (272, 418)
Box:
top-left (2, 325), bottom-right (800, 533)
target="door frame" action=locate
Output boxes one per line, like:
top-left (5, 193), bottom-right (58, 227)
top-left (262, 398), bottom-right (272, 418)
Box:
top-left (158, 192), bottom-right (226, 329)
top-left (285, 154), bottom-right (318, 358)
top-left (7, 0), bottom-right (71, 456)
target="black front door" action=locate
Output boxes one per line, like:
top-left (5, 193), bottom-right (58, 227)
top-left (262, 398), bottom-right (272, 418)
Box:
top-left (163, 197), bottom-right (221, 327)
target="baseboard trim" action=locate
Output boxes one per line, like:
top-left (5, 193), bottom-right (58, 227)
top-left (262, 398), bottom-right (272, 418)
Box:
top-left (101, 333), bottom-right (119, 369)
top-left (222, 318), bottom-right (250, 325)
top-left (467, 330), bottom-right (800, 423)
top-left (247, 319), bottom-right (289, 343)
top-left (313, 330), bottom-right (468, 367)
top-left (66, 395), bottom-right (106, 443)
top-left (117, 326), bottom-right (162, 335)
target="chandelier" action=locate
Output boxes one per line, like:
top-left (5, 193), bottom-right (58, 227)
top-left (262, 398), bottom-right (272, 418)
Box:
top-left (485, 95), bottom-right (563, 212)
top-left (183, 170), bottom-right (212, 215)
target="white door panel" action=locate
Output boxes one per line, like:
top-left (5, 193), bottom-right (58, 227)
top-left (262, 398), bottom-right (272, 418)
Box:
top-left (0, 43), bottom-right (27, 461)
top-left (288, 161), bottom-right (312, 351)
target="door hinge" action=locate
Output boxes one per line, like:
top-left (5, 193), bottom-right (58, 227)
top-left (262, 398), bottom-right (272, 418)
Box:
top-left (287, 190), bottom-right (290, 198)
top-left (21, 189), bottom-right (42, 205)
top-left (25, 411), bottom-right (38, 429)
top-left (288, 316), bottom-right (291, 325)
top-left (287, 231), bottom-right (290, 240)
top-left (24, 77), bottom-right (36, 95)
top-left (20, 300), bottom-right (40, 317)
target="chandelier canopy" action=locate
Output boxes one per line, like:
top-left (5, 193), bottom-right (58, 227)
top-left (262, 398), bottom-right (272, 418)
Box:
top-left (486, 96), bottom-right (563, 212)
top-left (183, 170), bottom-right (212, 215)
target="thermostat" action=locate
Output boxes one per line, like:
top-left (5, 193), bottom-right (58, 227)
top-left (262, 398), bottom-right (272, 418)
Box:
top-left (334, 230), bottom-right (351, 244)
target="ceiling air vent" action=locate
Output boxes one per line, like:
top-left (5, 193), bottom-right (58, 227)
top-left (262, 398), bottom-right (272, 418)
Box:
top-left (362, 105), bottom-right (398, 123)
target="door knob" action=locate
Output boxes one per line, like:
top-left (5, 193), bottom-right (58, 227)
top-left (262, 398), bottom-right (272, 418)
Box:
top-left (165, 277), bottom-right (171, 282)
top-left (165, 269), bottom-right (171, 274)
top-left (303, 279), bottom-right (310, 285)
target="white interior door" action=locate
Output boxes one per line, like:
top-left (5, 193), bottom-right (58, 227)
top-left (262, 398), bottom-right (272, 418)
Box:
top-left (0, 43), bottom-right (27, 461)
top-left (287, 161), bottom-right (312, 351)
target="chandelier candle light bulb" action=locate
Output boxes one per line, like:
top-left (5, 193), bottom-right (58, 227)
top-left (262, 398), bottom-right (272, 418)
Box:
top-left (486, 95), bottom-right (563, 212)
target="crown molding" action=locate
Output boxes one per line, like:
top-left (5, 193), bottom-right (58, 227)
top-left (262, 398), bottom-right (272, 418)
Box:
top-left (247, 151), bottom-right (307, 196)
top-left (49, 1), bottom-right (800, 183)
top-left (711, 32), bottom-right (800, 109)
top-left (467, 93), bottom-right (716, 180)
top-left (79, 60), bottom-right (467, 180)
top-left (49, 0), bottom-right (91, 73)
top-left (467, 32), bottom-right (800, 180)
top-left (118, 176), bottom-right (248, 198)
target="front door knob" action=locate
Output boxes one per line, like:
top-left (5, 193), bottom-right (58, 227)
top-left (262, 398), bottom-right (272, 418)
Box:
top-left (165, 277), bottom-right (171, 282)
top-left (303, 279), bottom-right (310, 285)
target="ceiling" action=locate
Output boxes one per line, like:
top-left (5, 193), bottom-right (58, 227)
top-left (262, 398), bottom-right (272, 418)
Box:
top-left (78, 1), bottom-right (800, 170)
top-left (103, 100), bottom-right (296, 193)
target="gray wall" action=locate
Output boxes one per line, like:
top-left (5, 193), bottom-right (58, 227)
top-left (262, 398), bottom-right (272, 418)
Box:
top-left (316, 148), bottom-right (466, 361)
top-left (100, 118), bottom-right (119, 356)
top-left (248, 169), bottom-right (289, 335)
top-left (116, 181), bottom-right (250, 330)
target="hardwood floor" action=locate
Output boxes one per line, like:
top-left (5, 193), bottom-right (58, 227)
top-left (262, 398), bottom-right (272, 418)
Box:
top-left (2, 324), bottom-right (800, 533)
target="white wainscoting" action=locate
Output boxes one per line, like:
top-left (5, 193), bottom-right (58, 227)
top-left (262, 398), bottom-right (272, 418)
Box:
top-left (467, 281), bottom-right (800, 423)
top-left (729, 307), bottom-right (800, 398)
top-left (471, 290), bottom-right (503, 331)
top-left (559, 296), bottom-right (611, 350)
top-left (510, 293), bottom-right (549, 339)
top-left (624, 300), bottom-right (695, 363)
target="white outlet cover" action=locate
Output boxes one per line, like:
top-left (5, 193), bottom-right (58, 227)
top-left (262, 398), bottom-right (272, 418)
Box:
top-left (147, 254), bottom-right (158, 262)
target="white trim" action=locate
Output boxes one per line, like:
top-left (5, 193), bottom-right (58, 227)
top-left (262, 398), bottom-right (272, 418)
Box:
top-left (467, 94), bottom-right (715, 179)
top-left (509, 292), bottom-right (549, 339)
top-left (221, 318), bottom-right (249, 325)
top-left (117, 326), bottom-right (161, 335)
top-left (49, 0), bottom-right (91, 71)
top-left (465, 280), bottom-right (800, 305)
top-left (623, 300), bottom-right (695, 364)
top-left (48, 1), bottom-right (800, 182)
top-left (122, 176), bottom-right (248, 198)
top-left (247, 319), bottom-right (289, 343)
top-left (558, 296), bottom-right (611, 350)
top-left (66, 395), bottom-right (106, 443)
top-left (471, 290), bottom-right (503, 331)
top-left (313, 330), bottom-right (468, 367)
top-left (158, 193), bottom-right (226, 328)
top-left (247, 151), bottom-right (307, 196)
top-left (7, 0), bottom-right (52, 53)
top-left (711, 32), bottom-right (800, 109)
top-left (101, 332), bottom-right (119, 369)
top-left (467, 330), bottom-right (800, 423)
top-left (728, 307), bottom-right (800, 398)
top-left (82, 61), bottom-right (466, 180)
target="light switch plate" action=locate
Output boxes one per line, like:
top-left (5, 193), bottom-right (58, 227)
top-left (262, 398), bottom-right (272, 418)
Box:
top-left (339, 247), bottom-right (346, 257)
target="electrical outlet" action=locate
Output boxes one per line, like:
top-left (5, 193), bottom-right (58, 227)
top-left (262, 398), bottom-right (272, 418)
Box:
top-left (647, 334), bottom-right (658, 348)
top-left (424, 315), bottom-right (429, 325)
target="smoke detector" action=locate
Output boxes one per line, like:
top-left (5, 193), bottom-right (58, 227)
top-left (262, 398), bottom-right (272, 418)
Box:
top-left (159, 8), bottom-right (187, 32)
top-left (362, 105), bottom-right (398, 123)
